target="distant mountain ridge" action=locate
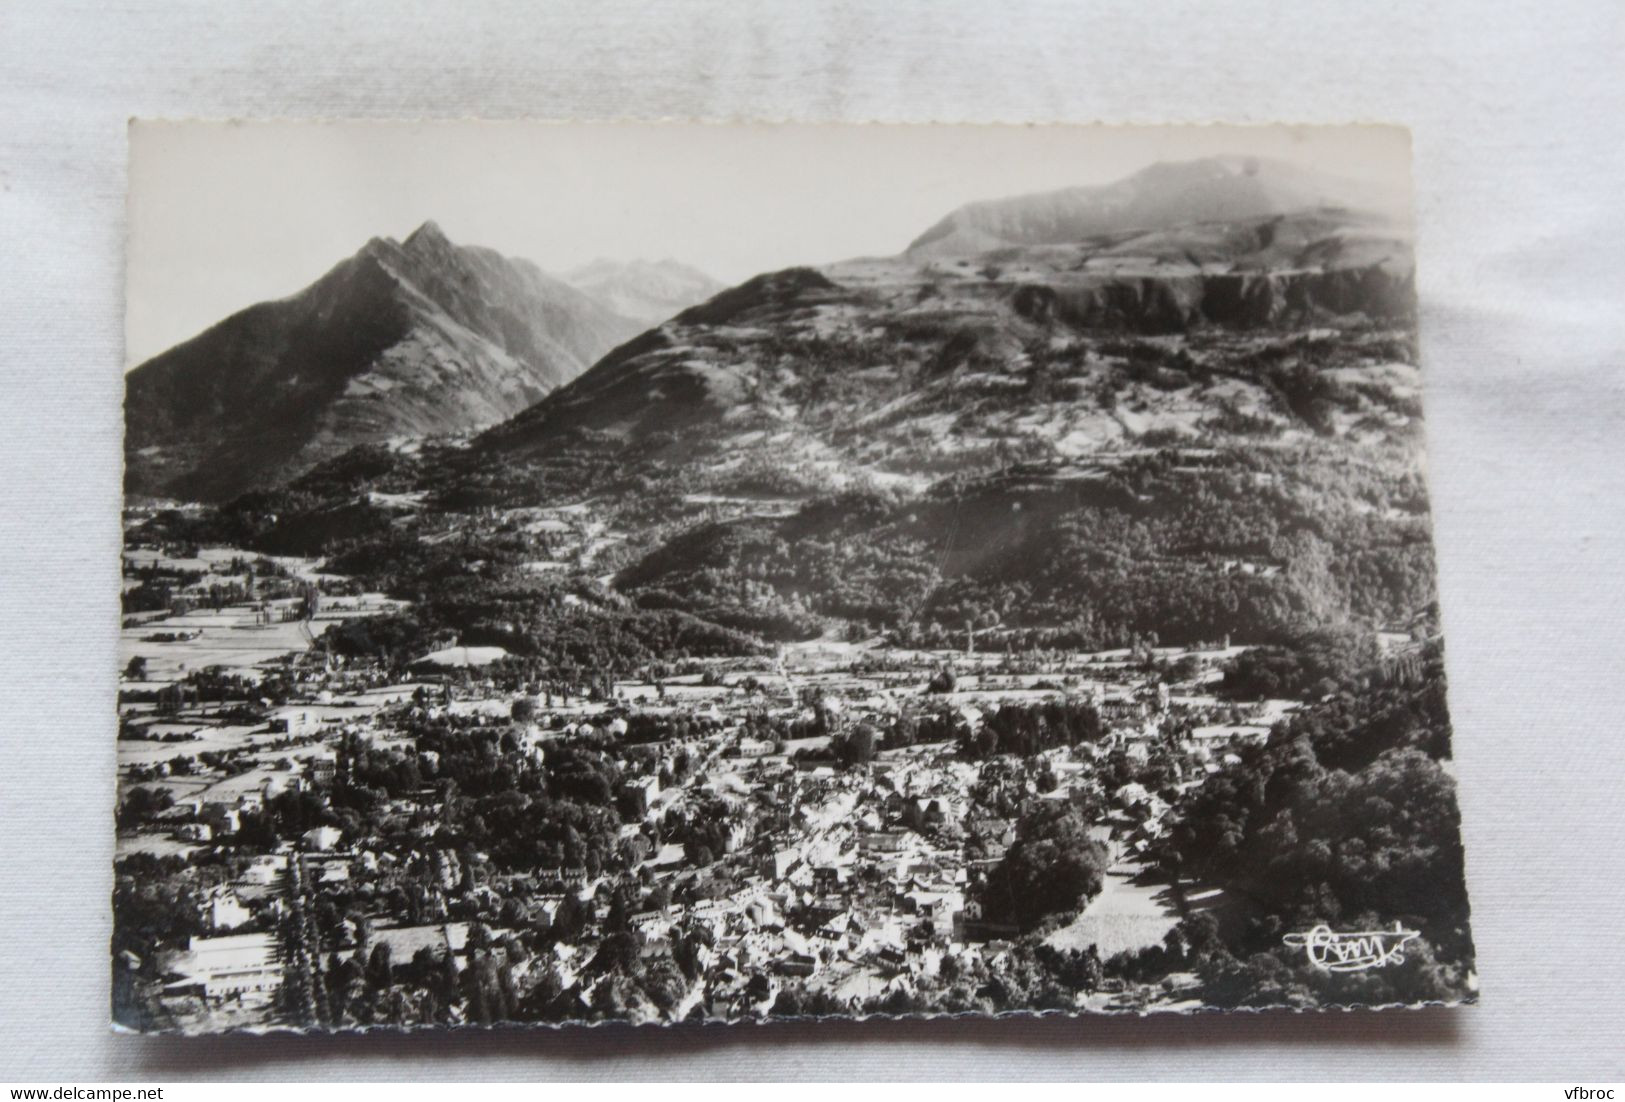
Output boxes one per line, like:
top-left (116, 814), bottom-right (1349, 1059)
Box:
top-left (907, 155), bottom-right (1406, 258)
top-left (561, 257), bottom-right (726, 325)
top-left (124, 221), bottom-right (645, 502)
top-left (480, 203), bottom-right (1415, 464)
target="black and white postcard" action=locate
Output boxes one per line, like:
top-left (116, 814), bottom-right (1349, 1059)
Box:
top-left (114, 122), bottom-right (1476, 1033)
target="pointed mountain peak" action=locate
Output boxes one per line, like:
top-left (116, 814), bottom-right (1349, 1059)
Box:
top-left (403, 220), bottom-right (452, 253)
top-left (124, 219), bottom-right (647, 501)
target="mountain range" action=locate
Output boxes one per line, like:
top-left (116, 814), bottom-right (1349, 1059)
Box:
top-left (149, 155), bottom-right (1435, 655)
top-left (480, 203), bottom-right (1414, 476)
top-left (123, 224), bottom-right (700, 502)
top-left (126, 156), bottom-right (1411, 507)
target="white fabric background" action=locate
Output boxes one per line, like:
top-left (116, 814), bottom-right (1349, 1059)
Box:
top-left (2, 0), bottom-right (1622, 1081)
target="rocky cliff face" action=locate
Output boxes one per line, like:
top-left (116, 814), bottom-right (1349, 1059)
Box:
top-left (1007, 262), bottom-right (1414, 333)
top-left (125, 222), bottom-right (644, 502)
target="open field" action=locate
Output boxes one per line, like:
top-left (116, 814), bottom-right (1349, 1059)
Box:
top-left (120, 605), bottom-right (318, 683)
top-left (1045, 862), bottom-right (1182, 960)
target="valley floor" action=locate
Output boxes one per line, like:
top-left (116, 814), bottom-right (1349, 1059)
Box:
top-left (114, 546), bottom-right (1292, 1030)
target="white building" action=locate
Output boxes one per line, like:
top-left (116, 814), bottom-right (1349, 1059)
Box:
top-left (204, 888), bottom-right (252, 931)
top-left (166, 933), bottom-right (282, 1001)
top-left (300, 825), bottom-right (342, 851)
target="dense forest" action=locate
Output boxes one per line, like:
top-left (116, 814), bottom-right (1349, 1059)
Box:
top-left (1151, 641), bottom-right (1474, 1008)
top-left (620, 445), bottom-right (1437, 650)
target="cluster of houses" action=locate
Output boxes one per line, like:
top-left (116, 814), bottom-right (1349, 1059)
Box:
top-left (121, 619), bottom-right (1296, 1025)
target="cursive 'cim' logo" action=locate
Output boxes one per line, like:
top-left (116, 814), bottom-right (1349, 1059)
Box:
top-left (1283, 922), bottom-right (1420, 972)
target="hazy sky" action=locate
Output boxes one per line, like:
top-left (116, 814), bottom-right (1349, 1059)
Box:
top-left (126, 122), bottom-right (1409, 366)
